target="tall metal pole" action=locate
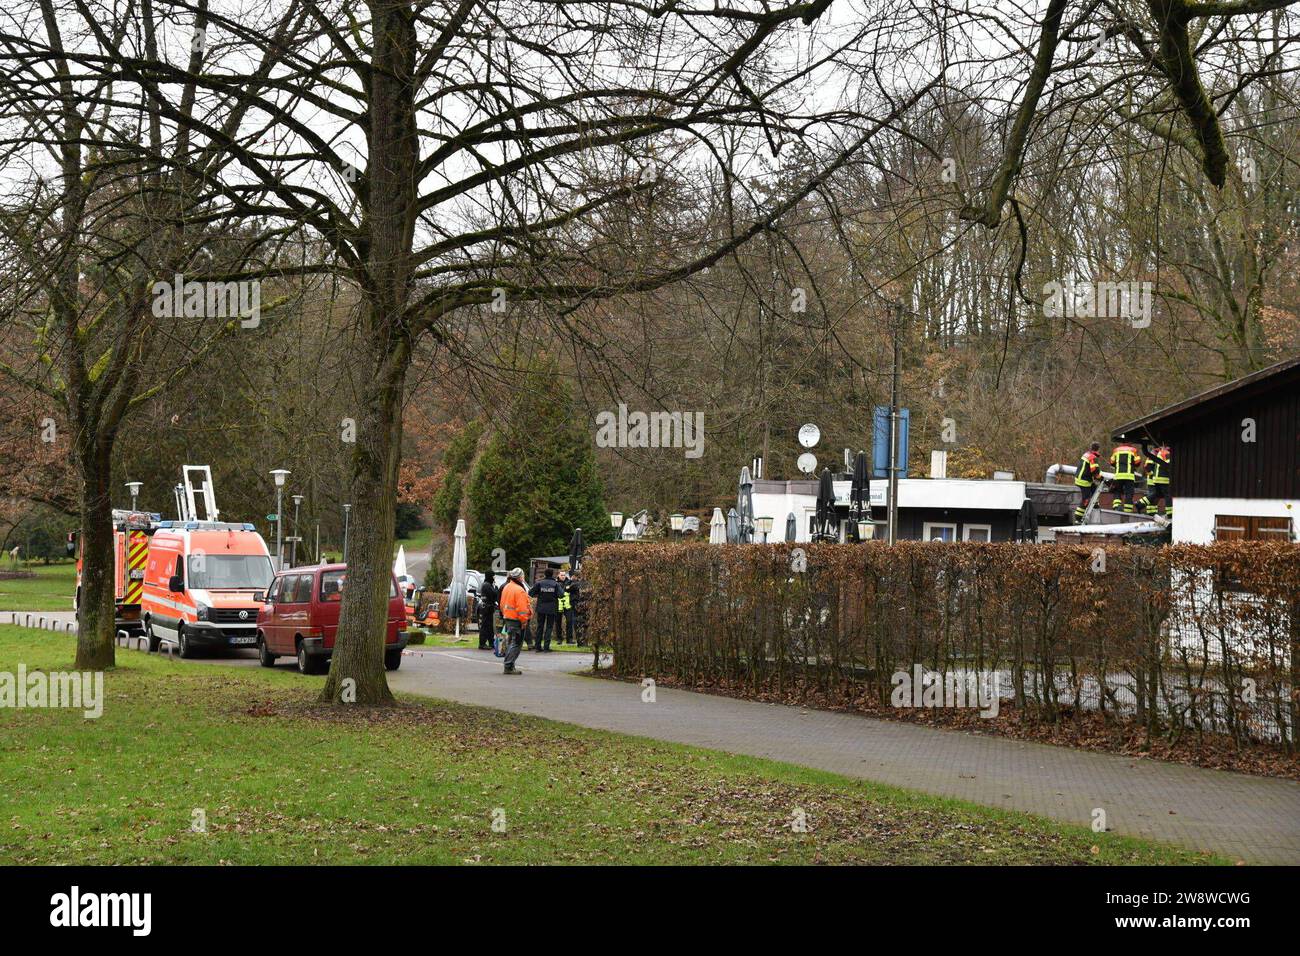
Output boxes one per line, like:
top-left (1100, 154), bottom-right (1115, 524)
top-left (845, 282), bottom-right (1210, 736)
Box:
top-left (275, 486), bottom-right (284, 568)
top-left (342, 504), bottom-right (351, 563)
top-left (290, 495), bottom-right (303, 566)
top-left (888, 302), bottom-right (902, 546)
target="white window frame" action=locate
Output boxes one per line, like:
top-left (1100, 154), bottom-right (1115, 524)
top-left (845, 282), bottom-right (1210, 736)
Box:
top-left (922, 521), bottom-right (957, 542)
top-left (962, 524), bottom-right (992, 542)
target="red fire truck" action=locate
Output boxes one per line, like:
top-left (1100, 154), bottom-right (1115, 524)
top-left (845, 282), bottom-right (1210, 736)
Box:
top-left (73, 509), bottom-right (160, 634)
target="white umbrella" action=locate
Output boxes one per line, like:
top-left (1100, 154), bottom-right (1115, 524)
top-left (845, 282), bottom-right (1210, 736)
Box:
top-left (621, 518), bottom-right (638, 541)
top-left (709, 507), bottom-right (726, 544)
top-left (393, 544), bottom-right (408, 580)
top-left (447, 519), bottom-right (468, 641)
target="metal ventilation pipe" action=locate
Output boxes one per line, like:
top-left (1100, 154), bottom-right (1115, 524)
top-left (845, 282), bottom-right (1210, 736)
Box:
top-left (1044, 463), bottom-right (1077, 483)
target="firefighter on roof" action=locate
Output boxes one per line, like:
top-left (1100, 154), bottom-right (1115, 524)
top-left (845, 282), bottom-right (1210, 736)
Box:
top-left (1109, 440), bottom-right (1144, 514)
top-left (1073, 442), bottom-right (1103, 524)
top-left (1140, 445), bottom-right (1172, 518)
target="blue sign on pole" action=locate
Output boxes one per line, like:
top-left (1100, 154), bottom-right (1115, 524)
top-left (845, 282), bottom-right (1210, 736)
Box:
top-left (871, 406), bottom-right (909, 479)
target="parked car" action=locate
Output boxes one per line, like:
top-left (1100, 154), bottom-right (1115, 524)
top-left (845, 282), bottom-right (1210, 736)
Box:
top-left (257, 563), bottom-right (409, 674)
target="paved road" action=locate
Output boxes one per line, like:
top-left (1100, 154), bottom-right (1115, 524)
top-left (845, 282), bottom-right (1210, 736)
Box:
top-left (401, 545), bottom-right (429, 584)
top-left (15, 614), bottom-right (1300, 863)
top-left (378, 648), bottom-right (1300, 864)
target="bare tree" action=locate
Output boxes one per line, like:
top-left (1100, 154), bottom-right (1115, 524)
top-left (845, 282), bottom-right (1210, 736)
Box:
top-left (72, 0), bottom-right (938, 702)
top-left (959, 0), bottom-right (1300, 227)
top-left (0, 0), bottom-right (297, 666)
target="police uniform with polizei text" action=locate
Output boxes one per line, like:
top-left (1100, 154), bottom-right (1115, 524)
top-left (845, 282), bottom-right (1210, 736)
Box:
top-left (529, 573), bottom-right (565, 651)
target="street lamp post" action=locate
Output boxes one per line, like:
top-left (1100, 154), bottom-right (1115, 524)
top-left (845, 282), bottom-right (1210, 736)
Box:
top-left (857, 518), bottom-right (875, 541)
top-left (756, 516), bottom-right (773, 544)
top-left (270, 469), bottom-right (290, 568)
top-left (610, 511), bottom-right (623, 541)
top-left (669, 512), bottom-right (685, 539)
top-left (888, 302), bottom-right (903, 546)
top-left (290, 494), bottom-right (304, 566)
top-left (125, 481), bottom-right (142, 512)
top-left (342, 503), bottom-right (352, 563)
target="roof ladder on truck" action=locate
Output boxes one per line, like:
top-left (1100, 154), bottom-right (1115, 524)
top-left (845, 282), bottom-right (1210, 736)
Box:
top-left (178, 465), bottom-right (220, 523)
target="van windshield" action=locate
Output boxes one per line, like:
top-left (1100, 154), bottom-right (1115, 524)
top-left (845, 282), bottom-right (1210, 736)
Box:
top-left (188, 554), bottom-right (274, 590)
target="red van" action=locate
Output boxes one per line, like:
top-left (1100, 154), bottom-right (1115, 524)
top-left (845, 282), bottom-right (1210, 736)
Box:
top-left (256, 564), bottom-right (409, 674)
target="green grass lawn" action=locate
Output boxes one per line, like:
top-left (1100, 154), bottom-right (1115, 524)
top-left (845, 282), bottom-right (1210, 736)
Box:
top-left (0, 562), bottom-right (76, 612)
top-left (394, 525), bottom-right (432, 559)
top-left (0, 626), bottom-right (1221, 865)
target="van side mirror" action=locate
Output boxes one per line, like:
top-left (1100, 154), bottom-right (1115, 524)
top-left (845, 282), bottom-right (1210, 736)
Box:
top-left (253, 591), bottom-right (265, 603)
top-left (168, 575), bottom-right (184, 593)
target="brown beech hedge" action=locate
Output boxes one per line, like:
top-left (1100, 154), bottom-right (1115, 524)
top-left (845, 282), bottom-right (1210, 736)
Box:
top-left (585, 541), bottom-right (1300, 753)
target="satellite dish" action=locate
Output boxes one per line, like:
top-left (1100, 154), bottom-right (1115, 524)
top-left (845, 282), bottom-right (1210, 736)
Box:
top-left (797, 423), bottom-right (820, 448)
top-left (797, 452), bottom-right (817, 474)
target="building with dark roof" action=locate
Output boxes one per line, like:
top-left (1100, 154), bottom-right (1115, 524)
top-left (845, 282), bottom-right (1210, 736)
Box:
top-left (1113, 356), bottom-right (1299, 544)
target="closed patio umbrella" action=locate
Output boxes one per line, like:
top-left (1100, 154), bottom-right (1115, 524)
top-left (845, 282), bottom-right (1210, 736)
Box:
top-left (814, 468), bottom-right (836, 541)
top-left (850, 450), bottom-right (869, 538)
top-left (785, 511), bottom-right (797, 542)
top-left (737, 466), bottom-right (755, 543)
top-left (568, 528), bottom-right (585, 574)
top-left (726, 507), bottom-right (739, 543)
top-left (709, 508), bottom-right (726, 544)
top-left (447, 518), bottom-right (469, 640)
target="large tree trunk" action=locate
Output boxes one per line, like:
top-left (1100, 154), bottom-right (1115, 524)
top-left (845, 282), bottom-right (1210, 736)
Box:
top-left (319, 0), bottom-right (418, 705)
top-left (319, 339), bottom-right (407, 705)
top-left (74, 439), bottom-right (117, 670)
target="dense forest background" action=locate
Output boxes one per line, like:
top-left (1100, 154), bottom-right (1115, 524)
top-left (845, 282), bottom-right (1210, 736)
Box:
top-left (3, 45), bottom-right (1297, 576)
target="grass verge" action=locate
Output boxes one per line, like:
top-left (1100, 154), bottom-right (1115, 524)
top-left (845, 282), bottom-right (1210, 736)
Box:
top-left (0, 562), bottom-right (76, 612)
top-left (0, 626), bottom-right (1221, 865)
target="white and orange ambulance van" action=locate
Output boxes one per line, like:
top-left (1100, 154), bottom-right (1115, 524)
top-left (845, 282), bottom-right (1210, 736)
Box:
top-left (141, 521), bottom-right (275, 656)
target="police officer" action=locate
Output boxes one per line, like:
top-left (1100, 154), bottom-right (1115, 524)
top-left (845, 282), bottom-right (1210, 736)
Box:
top-left (557, 569), bottom-right (578, 645)
top-left (477, 574), bottom-right (498, 650)
top-left (1073, 442), bottom-right (1103, 524)
top-left (1109, 440), bottom-right (1143, 514)
top-left (1140, 445), bottom-right (1172, 518)
top-left (529, 567), bottom-right (564, 652)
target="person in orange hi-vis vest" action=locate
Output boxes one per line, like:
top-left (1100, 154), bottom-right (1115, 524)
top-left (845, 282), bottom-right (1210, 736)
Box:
top-left (498, 568), bottom-right (532, 675)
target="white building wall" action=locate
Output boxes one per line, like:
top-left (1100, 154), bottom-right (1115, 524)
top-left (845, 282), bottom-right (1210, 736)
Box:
top-left (750, 491), bottom-right (818, 542)
top-left (1172, 497), bottom-right (1297, 544)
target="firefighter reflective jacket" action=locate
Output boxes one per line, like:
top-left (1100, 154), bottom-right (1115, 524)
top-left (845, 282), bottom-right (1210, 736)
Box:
top-left (1110, 444), bottom-right (1142, 480)
top-left (1145, 449), bottom-right (1171, 485)
top-left (1074, 450), bottom-right (1101, 487)
top-left (500, 579), bottom-right (532, 623)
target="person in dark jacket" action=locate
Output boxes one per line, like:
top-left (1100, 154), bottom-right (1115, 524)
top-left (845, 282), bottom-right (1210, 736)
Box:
top-left (477, 575), bottom-right (498, 650)
top-left (558, 569), bottom-right (579, 645)
top-left (529, 568), bottom-right (564, 652)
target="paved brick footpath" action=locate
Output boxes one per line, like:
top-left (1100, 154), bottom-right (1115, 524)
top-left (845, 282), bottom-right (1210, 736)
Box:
top-left (391, 647), bottom-right (1300, 863)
